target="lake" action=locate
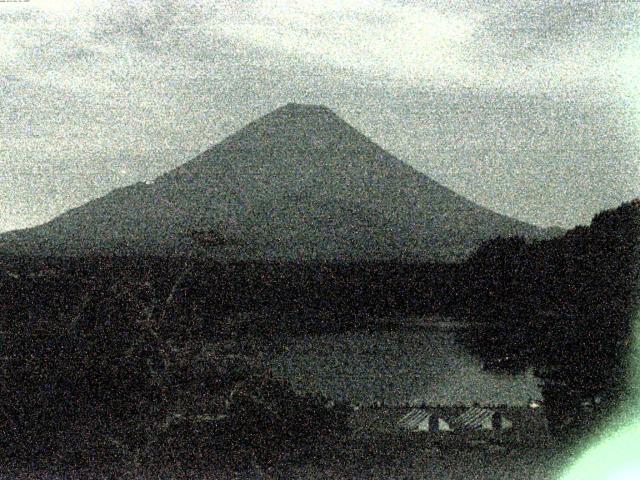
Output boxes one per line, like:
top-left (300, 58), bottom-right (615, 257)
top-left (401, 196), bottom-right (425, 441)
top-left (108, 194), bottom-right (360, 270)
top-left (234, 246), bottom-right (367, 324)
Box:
top-left (269, 318), bottom-right (541, 406)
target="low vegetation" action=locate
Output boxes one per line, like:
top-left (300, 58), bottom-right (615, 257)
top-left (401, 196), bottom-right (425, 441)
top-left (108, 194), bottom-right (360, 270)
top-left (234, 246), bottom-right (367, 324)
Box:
top-left (0, 267), bottom-right (348, 472)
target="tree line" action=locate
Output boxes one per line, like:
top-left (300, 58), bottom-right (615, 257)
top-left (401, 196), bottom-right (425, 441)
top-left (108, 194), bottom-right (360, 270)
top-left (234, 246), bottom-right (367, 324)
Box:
top-left (451, 199), bottom-right (640, 440)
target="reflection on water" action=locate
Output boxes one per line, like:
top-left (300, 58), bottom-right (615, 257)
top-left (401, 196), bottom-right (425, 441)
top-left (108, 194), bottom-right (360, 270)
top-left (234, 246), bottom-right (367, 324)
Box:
top-left (269, 323), bottom-right (541, 406)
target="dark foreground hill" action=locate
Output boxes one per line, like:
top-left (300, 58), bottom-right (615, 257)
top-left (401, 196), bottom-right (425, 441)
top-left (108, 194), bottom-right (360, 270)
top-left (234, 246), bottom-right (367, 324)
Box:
top-left (0, 103), bottom-right (559, 261)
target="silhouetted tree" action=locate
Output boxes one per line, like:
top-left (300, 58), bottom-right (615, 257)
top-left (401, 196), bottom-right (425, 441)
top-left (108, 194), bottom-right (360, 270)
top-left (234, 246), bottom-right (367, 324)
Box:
top-left (455, 200), bottom-right (639, 441)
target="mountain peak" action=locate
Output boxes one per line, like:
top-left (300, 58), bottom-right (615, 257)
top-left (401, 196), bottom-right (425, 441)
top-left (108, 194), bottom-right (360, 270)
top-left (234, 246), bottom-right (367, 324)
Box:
top-left (219, 102), bottom-right (352, 152)
top-left (266, 103), bottom-right (337, 121)
top-left (281, 102), bottom-right (332, 113)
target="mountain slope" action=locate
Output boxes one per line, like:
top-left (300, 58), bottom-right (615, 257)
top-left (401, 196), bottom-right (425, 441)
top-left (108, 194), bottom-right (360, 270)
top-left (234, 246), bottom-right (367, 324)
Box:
top-left (0, 103), bottom-right (559, 261)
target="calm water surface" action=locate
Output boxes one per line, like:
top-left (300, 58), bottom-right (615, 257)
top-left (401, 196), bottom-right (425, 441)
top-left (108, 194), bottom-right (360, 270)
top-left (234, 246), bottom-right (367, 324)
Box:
top-left (269, 320), bottom-right (540, 406)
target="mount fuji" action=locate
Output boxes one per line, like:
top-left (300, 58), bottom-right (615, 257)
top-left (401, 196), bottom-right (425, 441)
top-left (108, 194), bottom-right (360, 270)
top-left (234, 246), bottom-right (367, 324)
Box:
top-left (0, 103), bottom-right (559, 261)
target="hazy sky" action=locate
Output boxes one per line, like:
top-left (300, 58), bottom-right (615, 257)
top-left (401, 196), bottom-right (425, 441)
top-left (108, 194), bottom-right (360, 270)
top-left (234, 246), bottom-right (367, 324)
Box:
top-left (1, 0), bottom-right (639, 232)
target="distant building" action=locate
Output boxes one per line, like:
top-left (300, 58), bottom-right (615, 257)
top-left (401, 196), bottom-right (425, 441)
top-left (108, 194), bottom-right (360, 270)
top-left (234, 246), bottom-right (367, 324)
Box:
top-left (398, 409), bottom-right (451, 432)
top-left (450, 407), bottom-right (513, 432)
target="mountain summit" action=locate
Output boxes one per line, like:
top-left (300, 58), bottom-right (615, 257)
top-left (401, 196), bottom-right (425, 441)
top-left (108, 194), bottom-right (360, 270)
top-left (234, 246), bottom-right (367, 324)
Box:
top-left (0, 104), bottom-right (558, 260)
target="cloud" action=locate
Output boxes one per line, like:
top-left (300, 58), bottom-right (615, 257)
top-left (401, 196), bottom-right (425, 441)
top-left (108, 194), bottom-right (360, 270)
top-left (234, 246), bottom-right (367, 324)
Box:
top-left (479, 1), bottom-right (639, 51)
top-left (465, 1), bottom-right (640, 96)
top-left (0, 0), bottom-right (638, 232)
top-left (215, 0), bottom-right (481, 85)
top-left (6, 0), bottom-right (638, 96)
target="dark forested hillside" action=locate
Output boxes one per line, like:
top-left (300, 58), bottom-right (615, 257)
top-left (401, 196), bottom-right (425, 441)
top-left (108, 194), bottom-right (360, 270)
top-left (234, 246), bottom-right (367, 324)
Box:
top-left (1, 199), bottom-right (635, 471)
top-left (452, 199), bottom-right (640, 440)
top-left (0, 257), bottom-right (355, 471)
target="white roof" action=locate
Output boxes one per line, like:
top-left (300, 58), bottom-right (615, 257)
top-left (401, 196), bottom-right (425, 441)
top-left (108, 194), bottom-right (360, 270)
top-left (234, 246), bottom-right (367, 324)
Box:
top-left (398, 409), bottom-right (451, 431)
top-left (451, 407), bottom-right (512, 431)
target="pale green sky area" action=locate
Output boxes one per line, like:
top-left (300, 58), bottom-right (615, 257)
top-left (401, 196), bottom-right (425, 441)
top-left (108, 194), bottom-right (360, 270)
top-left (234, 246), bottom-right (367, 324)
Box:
top-left (559, 309), bottom-right (640, 479)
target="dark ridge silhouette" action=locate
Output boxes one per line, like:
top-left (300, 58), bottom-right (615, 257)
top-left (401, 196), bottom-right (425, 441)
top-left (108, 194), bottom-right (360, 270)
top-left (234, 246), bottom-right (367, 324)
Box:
top-left (452, 198), bottom-right (640, 442)
top-left (0, 103), bottom-right (560, 261)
